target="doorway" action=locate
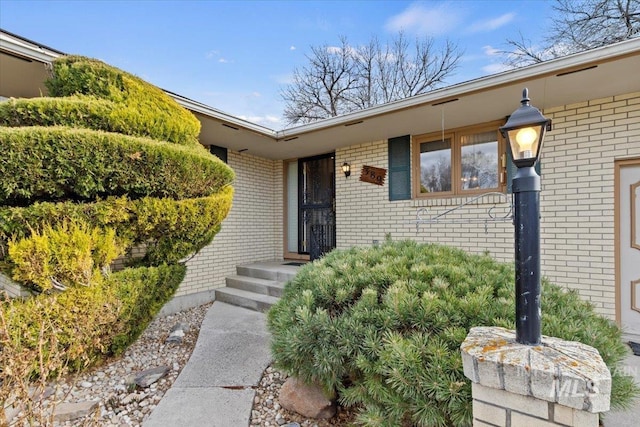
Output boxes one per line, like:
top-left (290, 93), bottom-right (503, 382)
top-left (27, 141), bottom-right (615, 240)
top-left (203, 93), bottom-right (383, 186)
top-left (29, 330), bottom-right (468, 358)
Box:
top-left (285, 154), bottom-right (336, 260)
top-left (616, 158), bottom-right (640, 343)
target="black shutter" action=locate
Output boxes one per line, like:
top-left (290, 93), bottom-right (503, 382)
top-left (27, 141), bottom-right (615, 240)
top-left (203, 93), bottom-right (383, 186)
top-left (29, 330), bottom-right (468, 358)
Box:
top-left (506, 149), bottom-right (541, 193)
top-left (388, 135), bottom-right (411, 201)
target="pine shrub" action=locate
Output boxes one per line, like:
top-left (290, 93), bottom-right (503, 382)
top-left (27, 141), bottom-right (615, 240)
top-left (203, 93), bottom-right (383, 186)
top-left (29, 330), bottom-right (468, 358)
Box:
top-left (268, 240), bottom-right (638, 426)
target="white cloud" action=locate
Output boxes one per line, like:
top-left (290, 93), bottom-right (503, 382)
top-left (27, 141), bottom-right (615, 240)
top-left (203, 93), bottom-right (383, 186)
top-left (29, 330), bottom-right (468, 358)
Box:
top-left (205, 50), bottom-right (220, 59)
top-left (483, 45), bottom-right (501, 57)
top-left (237, 114), bottom-right (282, 127)
top-left (290, 45), bottom-right (296, 51)
top-left (326, 46), bottom-right (342, 54)
top-left (384, 2), bottom-right (462, 36)
top-left (250, 92), bottom-right (261, 98)
top-left (218, 58), bottom-right (232, 64)
top-left (467, 12), bottom-right (515, 33)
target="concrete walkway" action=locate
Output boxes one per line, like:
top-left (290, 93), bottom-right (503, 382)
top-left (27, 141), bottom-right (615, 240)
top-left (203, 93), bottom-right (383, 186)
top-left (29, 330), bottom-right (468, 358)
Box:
top-left (144, 300), bottom-right (640, 426)
top-left (144, 302), bottom-right (271, 426)
top-left (602, 352), bottom-right (640, 427)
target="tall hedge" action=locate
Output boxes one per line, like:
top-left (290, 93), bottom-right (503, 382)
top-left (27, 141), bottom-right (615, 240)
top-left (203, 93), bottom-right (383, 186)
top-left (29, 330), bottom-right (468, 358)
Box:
top-left (0, 54), bottom-right (234, 382)
top-left (44, 56), bottom-right (202, 146)
top-left (0, 126), bottom-right (233, 205)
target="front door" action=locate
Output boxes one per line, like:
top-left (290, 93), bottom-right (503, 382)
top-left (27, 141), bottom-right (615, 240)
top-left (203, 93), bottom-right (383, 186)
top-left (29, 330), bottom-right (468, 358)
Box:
top-left (298, 154), bottom-right (336, 260)
top-left (617, 158), bottom-right (640, 342)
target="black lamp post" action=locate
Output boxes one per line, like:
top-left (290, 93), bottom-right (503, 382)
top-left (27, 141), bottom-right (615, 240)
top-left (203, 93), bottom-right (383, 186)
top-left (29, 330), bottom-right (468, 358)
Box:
top-left (499, 88), bottom-right (551, 345)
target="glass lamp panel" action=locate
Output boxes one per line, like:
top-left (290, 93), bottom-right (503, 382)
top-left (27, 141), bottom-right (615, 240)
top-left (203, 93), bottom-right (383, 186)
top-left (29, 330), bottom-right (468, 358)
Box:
top-left (420, 139), bottom-right (452, 193)
top-left (460, 131), bottom-right (499, 190)
top-left (507, 126), bottom-right (540, 160)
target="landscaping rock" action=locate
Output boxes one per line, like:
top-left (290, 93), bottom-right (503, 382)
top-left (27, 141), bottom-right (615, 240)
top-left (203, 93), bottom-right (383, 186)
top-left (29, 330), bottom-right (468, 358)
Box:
top-left (133, 366), bottom-right (169, 388)
top-left (54, 400), bottom-right (100, 422)
top-left (278, 377), bottom-right (336, 419)
top-left (165, 322), bottom-right (188, 343)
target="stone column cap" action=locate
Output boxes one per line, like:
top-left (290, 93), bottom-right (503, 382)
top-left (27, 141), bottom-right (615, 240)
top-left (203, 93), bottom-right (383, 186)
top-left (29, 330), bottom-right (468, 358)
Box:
top-left (460, 326), bottom-right (611, 413)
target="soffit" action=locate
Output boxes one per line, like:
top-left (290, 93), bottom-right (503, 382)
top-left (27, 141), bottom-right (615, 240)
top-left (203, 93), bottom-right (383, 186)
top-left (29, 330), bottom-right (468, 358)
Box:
top-left (193, 49), bottom-right (640, 160)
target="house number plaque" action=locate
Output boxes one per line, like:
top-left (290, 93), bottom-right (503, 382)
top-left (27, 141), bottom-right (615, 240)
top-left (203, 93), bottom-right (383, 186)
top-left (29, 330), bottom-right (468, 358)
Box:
top-left (360, 165), bottom-right (387, 186)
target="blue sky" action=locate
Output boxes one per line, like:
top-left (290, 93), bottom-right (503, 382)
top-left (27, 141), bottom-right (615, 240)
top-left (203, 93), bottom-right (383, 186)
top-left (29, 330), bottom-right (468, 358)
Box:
top-left (1, 0), bottom-right (554, 128)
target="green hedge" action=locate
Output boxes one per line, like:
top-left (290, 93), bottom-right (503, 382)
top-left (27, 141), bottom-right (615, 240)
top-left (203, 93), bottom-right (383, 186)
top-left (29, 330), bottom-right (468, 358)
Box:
top-left (0, 126), bottom-right (234, 206)
top-left (108, 264), bottom-right (185, 354)
top-left (0, 187), bottom-right (233, 266)
top-left (44, 56), bottom-right (201, 146)
top-left (268, 241), bottom-right (638, 426)
top-left (8, 221), bottom-right (123, 292)
top-left (0, 96), bottom-right (113, 130)
top-left (0, 263), bottom-right (184, 377)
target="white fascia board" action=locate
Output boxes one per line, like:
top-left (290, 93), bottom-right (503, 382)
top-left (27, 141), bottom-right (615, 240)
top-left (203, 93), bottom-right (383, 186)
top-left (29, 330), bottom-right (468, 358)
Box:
top-left (172, 93), bottom-right (279, 138)
top-left (277, 37), bottom-right (640, 139)
top-left (0, 32), bottom-right (62, 63)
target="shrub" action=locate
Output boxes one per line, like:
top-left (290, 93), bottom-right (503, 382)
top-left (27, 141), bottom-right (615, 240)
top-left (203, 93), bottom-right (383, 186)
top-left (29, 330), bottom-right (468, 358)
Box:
top-left (0, 263), bottom-right (184, 381)
top-left (7, 221), bottom-right (123, 292)
top-left (268, 240), bottom-right (638, 426)
top-left (0, 126), bottom-right (234, 206)
top-left (0, 188), bottom-right (233, 266)
top-left (44, 56), bottom-right (201, 146)
top-left (108, 264), bottom-right (185, 354)
top-left (0, 96), bottom-right (113, 129)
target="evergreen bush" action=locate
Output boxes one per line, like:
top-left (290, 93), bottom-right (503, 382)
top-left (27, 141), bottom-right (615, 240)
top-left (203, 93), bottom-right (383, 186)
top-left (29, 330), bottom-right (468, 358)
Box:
top-left (8, 221), bottom-right (123, 292)
top-left (0, 96), bottom-right (113, 130)
top-left (268, 240), bottom-right (638, 426)
top-left (45, 56), bottom-right (201, 146)
top-left (0, 126), bottom-right (233, 206)
top-left (0, 263), bottom-right (185, 377)
top-left (0, 51), bottom-right (234, 388)
top-left (0, 188), bottom-right (233, 265)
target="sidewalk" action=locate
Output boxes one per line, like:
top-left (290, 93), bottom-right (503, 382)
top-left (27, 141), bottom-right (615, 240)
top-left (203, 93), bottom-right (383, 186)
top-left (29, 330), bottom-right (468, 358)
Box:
top-left (144, 300), bottom-right (640, 426)
top-left (143, 302), bottom-right (271, 426)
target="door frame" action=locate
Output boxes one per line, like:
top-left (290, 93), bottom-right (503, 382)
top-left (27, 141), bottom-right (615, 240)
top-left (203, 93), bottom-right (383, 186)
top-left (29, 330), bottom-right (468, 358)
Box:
top-left (614, 156), bottom-right (640, 326)
top-left (283, 153), bottom-right (336, 260)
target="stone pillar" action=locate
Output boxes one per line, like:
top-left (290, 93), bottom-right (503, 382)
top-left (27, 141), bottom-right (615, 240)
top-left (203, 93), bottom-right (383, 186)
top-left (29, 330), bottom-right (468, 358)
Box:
top-left (461, 327), bottom-right (611, 427)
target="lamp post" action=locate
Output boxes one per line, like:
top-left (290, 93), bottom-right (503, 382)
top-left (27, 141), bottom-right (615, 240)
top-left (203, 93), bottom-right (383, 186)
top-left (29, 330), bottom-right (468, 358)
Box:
top-left (499, 88), bottom-right (551, 345)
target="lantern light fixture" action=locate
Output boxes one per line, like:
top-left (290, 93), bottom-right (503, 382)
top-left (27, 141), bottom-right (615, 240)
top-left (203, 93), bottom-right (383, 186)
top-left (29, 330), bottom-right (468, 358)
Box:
top-left (499, 88), bottom-right (552, 168)
top-left (342, 162), bottom-right (351, 178)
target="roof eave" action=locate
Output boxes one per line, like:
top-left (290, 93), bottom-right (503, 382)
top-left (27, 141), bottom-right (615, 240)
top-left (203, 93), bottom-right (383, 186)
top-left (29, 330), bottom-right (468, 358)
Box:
top-left (277, 37), bottom-right (640, 138)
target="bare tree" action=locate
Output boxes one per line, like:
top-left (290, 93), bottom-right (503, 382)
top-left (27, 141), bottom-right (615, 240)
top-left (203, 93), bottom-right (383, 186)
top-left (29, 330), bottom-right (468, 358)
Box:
top-left (504, 0), bottom-right (640, 67)
top-left (282, 34), bottom-right (461, 125)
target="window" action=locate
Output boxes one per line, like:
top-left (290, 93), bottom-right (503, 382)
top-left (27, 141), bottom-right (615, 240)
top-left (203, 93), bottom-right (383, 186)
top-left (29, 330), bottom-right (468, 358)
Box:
top-left (413, 121), bottom-right (505, 197)
top-left (209, 145), bottom-right (228, 163)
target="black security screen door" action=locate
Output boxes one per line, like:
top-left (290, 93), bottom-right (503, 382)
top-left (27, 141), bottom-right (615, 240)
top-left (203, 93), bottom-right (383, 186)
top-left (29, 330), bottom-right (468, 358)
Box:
top-left (298, 154), bottom-right (336, 260)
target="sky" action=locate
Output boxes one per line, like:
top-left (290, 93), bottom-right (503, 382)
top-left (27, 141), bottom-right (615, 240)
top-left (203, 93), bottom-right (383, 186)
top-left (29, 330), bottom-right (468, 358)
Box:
top-left (0, 0), bottom-right (555, 129)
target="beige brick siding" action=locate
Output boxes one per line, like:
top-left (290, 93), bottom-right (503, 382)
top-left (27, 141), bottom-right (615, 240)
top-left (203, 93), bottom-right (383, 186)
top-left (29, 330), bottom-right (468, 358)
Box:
top-left (336, 91), bottom-right (640, 319)
top-left (176, 151), bottom-right (283, 297)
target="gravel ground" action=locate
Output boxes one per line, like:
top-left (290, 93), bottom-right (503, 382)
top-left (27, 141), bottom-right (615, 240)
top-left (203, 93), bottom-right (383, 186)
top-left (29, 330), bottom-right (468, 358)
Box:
top-left (9, 303), bottom-right (210, 427)
top-left (9, 302), bottom-right (357, 426)
top-left (251, 366), bottom-right (357, 427)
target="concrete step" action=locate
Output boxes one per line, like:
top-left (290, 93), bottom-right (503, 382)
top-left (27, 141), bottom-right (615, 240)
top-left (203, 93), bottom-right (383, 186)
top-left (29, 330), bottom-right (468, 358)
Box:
top-left (214, 287), bottom-right (279, 313)
top-left (236, 262), bottom-right (299, 283)
top-left (226, 275), bottom-right (285, 298)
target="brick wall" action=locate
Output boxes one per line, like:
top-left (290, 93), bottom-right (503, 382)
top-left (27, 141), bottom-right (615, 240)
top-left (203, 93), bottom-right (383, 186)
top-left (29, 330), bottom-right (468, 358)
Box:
top-left (176, 150), bottom-right (283, 297)
top-left (336, 91), bottom-right (640, 319)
